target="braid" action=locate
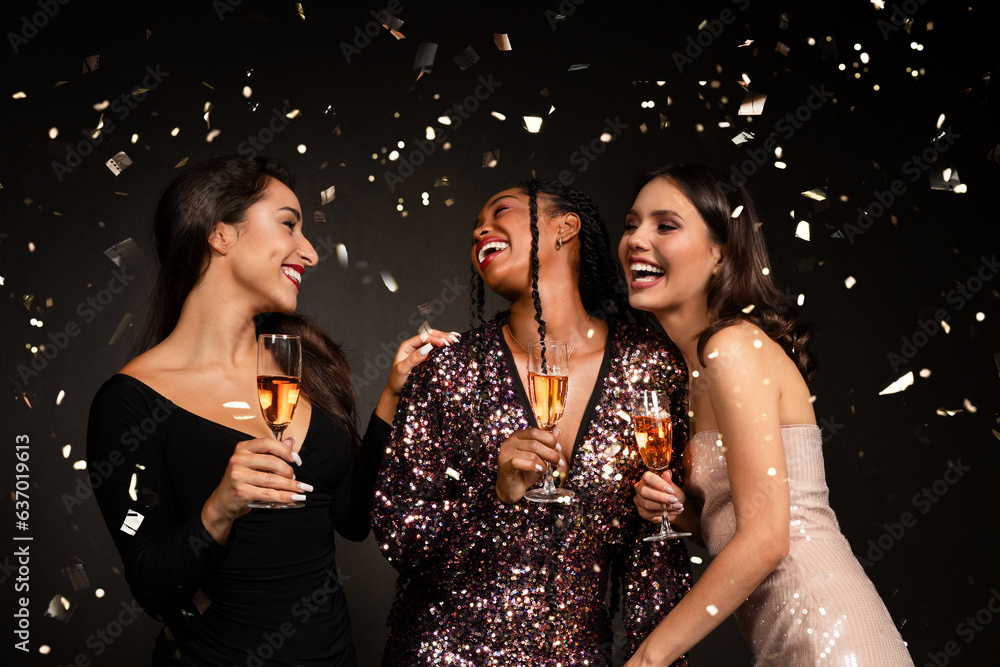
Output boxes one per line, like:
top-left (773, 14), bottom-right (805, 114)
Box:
top-left (527, 179), bottom-right (547, 355)
top-left (469, 263), bottom-right (486, 327)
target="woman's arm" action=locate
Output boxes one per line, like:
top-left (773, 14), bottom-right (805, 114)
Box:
top-left (626, 325), bottom-right (791, 666)
top-left (86, 378), bottom-right (232, 619)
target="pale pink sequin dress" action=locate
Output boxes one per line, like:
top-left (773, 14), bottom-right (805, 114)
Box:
top-left (685, 425), bottom-right (914, 666)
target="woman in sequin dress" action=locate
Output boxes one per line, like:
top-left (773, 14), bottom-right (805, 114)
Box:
top-left (372, 180), bottom-right (692, 666)
top-left (622, 164), bottom-right (913, 666)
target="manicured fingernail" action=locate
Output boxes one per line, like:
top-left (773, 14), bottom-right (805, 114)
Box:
top-left (293, 473), bottom-right (297, 480)
top-left (451, 331), bottom-right (462, 338)
top-left (298, 482), bottom-right (314, 493)
top-left (290, 493), bottom-right (307, 502)
top-left (534, 463), bottom-right (544, 472)
top-left (558, 459), bottom-right (565, 467)
top-left (555, 443), bottom-right (562, 453)
top-left (292, 451), bottom-right (303, 466)
top-left (418, 343), bottom-right (432, 356)
top-left (664, 485), bottom-right (673, 493)
top-left (285, 436), bottom-right (296, 447)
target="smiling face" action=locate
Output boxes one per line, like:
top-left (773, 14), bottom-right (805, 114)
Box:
top-left (471, 187), bottom-right (543, 301)
top-left (618, 176), bottom-right (723, 317)
top-left (222, 178), bottom-right (317, 313)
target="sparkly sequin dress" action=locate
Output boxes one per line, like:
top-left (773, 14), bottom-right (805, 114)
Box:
top-left (372, 319), bottom-right (692, 666)
top-left (685, 425), bottom-right (914, 666)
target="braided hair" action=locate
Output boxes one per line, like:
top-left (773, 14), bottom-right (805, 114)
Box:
top-left (470, 179), bottom-right (636, 331)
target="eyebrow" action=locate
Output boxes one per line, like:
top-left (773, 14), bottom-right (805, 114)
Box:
top-left (278, 206), bottom-right (301, 222)
top-left (627, 208), bottom-right (684, 219)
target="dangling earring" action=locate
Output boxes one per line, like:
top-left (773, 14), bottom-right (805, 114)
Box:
top-left (557, 236), bottom-right (564, 249)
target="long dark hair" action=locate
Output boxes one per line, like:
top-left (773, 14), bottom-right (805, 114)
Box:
top-left (633, 163), bottom-right (816, 381)
top-left (470, 179), bottom-right (636, 333)
top-left (132, 155), bottom-right (359, 445)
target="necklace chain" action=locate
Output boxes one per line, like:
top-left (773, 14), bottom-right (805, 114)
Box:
top-left (505, 315), bottom-right (593, 359)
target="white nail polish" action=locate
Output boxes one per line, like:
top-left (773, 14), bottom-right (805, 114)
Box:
top-left (450, 331), bottom-right (461, 337)
top-left (418, 342), bottom-right (433, 356)
top-left (534, 463), bottom-right (543, 472)
top-left (555, 443), bottom-right (562, 453)
top-left (298, 482), bottom-right (314, 493)
top-left (290, 493), bottom-right (307, 502)
top-left (292, 451), bottom-right (303, 466)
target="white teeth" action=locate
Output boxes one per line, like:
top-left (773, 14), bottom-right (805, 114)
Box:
top-left (478, 240), bottom-right (509, 264)
top-left (629, 261), bottom-right (664, 275)
top-left (281, 266), bottom-right (302, 286)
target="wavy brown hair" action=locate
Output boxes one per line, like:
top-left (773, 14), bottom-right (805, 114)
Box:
top-left (132, 155), bottom-right (359, 446)
top-left (633, 163), bottom-right (816, 381)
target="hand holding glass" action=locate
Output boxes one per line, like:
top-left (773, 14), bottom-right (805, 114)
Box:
top-left (630, 388), bottom-right (690, 540)
top-left (524, 341), bottom-right (574, 503)
top-left (253, 334), bottom-right (303, 509)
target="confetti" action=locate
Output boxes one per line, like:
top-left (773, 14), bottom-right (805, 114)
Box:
top-left (493, 33), bottom-right (512, 51)
top-left (454, 46), bottom-right (480, 71)
top-left (739, 91), bottom-right (767, 115)
top-left (105, 152), bottom-right (133, 176)
top-left (879, 372), bottom-right (914, 395)
top-left (321, 185), bottom-right (336, 205)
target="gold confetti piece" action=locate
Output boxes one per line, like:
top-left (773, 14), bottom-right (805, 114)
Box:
top-left (62, 445), bottom-right (71, 458)
top-left (73, 460), bottom-right (87, 470)
top-left (336, 244), bottom-right (348, 267)
top-left (879, 371), bottom-right (914, 395)
top-left (13, 91), bottom-right (27, 99)
top-left (731, 205), bottom-right (744, 218)
top-left (132, 88), bottom-right (151, 96)
top-left (706, 605), bottom-right (719, 616)
top-left (738, 91), bottom-right (767, 115)
top-left (56, 390), bottom-right (66, 405)
top-left (381, 271), bottom-right (398, 293)
top-left (174, 157), bottom-right (189, 168)
top-left (202, 81), bottom-right (215, 89)
top-left (742, 304), bottom-right (755, 314)
top-left (963, 398), bottom-right (978, 413)
top-left (82, 55), bottom-right (100, 73)
top-left (444, 198), bottom-right (455, 207)
top-left (732, 130), bottom-right (754, 145)
top-left (941, 320), bottom-right (951, 333)
top-left (844, 276), bottom-right (856, 289)
top-left (493, 33), bottom-right (512, 51)
top-left (206, 129), bottom-right (221, 142)
top-left (776, 42), bottom-right (790, 56)
top-left (295, 2), bottom-right (305, 19)
top-left (795, 221), bottom-right (811, 241)
top-left (522, 116), bottom-right (543, 133)
top-left (321, 185), bottom-right (336, 205)
top-left (801, 188), bottom-right (827, 201)
top-left (286, 109), bottom-right (301, 119)
top-left (483, 150), bottom-right (499, 168)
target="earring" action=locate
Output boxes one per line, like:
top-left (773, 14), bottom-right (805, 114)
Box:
top-left (557, 236), bottom-right (564, 249)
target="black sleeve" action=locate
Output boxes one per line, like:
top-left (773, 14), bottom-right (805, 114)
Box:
top-left (333, 411), bottom-right (389, 541)
top-left (86, 376), bottom-right (230, 621)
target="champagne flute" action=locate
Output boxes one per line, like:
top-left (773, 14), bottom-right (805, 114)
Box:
top-left (630, 388), bottom-right (690, 540)
top-left (252, 333), bottom-right (303, 509)
top-left (524, 341), bottom-right (574, 503)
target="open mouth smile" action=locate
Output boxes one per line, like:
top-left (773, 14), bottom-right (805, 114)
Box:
top-left (476, 236), bottom-right (510, 271)
top-left (281, 264), bottom-right (304, 290)
top-left (628, 259), bottom-right (665, 288)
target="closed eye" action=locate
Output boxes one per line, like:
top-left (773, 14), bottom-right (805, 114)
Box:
top-left (283, 221), bottom-right (297, 231)
top-left (493, 203), bottom-right (510, 217)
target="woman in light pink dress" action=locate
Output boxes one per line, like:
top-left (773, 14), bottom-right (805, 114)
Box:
top-left (620, 164), bottom-right (914, 666)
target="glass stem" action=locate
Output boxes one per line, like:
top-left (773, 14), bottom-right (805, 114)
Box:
top-left (659, 510), bottom-right (673, 537)
top-left (540, 426), bottom-right (558, 494)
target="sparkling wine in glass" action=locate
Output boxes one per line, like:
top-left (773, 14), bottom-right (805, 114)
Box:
top-left (524, 341), bottom-right (574, 503)
top-left (631, 388), bottom-right (690, 540)
top-left (252, 333), bottom-right (303, 509)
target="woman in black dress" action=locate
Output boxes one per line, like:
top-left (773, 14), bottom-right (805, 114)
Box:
top-left (87, 155), bottom-right (454, 665)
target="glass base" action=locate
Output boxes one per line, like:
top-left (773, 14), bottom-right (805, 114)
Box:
top-left (524, 488), bottom-right (575, 503)
top-left (247, 501), bottom-right (304, 509)
top-left (643, 530), bottom-right (691, 541)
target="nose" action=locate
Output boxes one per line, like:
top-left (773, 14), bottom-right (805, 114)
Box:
top-left (626, 223), bottom-right (651, 251)
top-left (299, 234), bottom-right (318, 267)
